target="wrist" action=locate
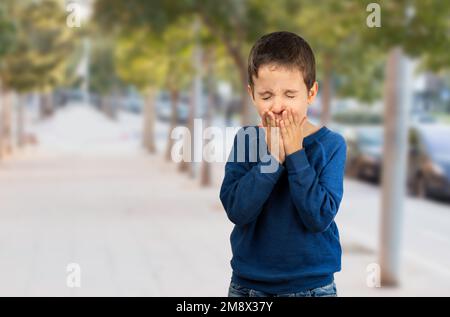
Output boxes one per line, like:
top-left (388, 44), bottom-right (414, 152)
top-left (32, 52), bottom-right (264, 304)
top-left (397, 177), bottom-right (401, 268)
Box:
top-left (273, 153), bottom-right (285, 164)
top-left (286, 145), bottom-right (302, 156)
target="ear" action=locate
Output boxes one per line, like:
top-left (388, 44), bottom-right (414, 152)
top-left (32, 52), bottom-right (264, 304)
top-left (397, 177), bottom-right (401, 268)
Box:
top-left (247, 85), bottom-right (255, 101)
top-left (307, 81), bottom-right (318, 105)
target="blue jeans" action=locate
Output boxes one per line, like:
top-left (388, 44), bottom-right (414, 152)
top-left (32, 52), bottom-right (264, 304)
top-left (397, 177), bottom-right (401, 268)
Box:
top-left (228, 281), bottom-right (338, 297)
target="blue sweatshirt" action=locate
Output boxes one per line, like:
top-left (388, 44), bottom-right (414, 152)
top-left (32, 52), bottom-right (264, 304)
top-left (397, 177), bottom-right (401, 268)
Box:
top-left (220, 125), bottom-right (347, 294)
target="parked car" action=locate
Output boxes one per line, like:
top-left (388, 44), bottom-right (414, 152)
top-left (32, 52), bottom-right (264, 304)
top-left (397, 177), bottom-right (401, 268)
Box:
top-left (345, 126), bottom-right (383, 182)
top-left (408, 124), bottom-right (450, 200)
top-left (337, 120), bottom-right (450, 201)
top-left (121, 94), bottom-right (144, 113)
top-left (410, 111), bottom-right (437, 124)
top-left (53, 88), bottom-right (85, 107)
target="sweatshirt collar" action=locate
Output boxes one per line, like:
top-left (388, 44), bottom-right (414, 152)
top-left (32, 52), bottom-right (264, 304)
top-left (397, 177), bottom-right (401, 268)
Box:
top-left (302, 126), bottom-right (329, 147)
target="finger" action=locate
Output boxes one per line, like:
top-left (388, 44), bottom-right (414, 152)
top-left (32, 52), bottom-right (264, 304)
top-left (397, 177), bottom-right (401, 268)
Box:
top-left (268, 111), bottom-right (276, 127)
top-left (270, 111), bottom-right (277, 127)
top-left (279, 119), bottom-right (289, 138)
top-left (288, 108), bottom-right (295, 127)
top-left (270, 125), bottom-right (279, 147)
top-left (299, 116), bottom-right (307, 135)
top-left (264, 113), bottom-right (271, 137)
top-left (275, 118), bottom-right (281, 139)
top-left (258, 115), bottom-right (264, 128)
top-left (261, 111), bottom-right (268, 127)
top-left (293, 111), bottom-right (300, 127)
top-left (261, 110), bottom-right (268, 126)
top-left (282, 110), bottom-right (289, 127)
top-left (300, 115), bottom-right (307, 127)
top-left (265, 113), bottom-right (271, 127)
top-left (280, 132), bottom-right (286, 153)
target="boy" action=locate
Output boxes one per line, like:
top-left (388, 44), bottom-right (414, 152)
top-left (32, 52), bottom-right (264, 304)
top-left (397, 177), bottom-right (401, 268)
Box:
top-left (220, 31), bottom-right (347, 297)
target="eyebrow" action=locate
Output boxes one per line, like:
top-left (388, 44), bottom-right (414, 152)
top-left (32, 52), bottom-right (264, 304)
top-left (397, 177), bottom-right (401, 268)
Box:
top-left (257, 89), bottom-right (299, 95)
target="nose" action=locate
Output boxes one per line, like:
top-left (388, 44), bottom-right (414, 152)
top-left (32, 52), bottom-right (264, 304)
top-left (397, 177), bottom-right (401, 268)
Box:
top-left (269, 100), bottom-right (285, 116)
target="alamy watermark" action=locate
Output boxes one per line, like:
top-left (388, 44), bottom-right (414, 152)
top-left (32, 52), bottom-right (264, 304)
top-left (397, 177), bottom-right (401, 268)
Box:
top-left (170, 119), bottom-right (281, 174)
top-left (66, 1), bottom-right (86, 28)
top-left (366, 3), bottom-right (381, 28)
top-left (66, 263), bottom-right (81, 288)
top-left (366, 262), bottom-right (381, 288)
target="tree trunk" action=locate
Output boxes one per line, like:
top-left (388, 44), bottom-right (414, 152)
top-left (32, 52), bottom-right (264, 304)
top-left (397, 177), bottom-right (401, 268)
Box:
top-left (100, 95), bottom-right (109, 118)
top-left (179, 19), bottom-right (202, 176)
top-left (179, 86), bottom-right (194, 174)
top-left (198, 12), bottom-right (248, 126)
top-left (239, 67), bottom-right (249, 126)
top-left (143, 86), bottom-right (157, 154)
top-left (165, 89), bottom-right (179, 161)
top-left (321, 55), bottom-right (332, 126)
top-left (228, 50), bottom-right (248, 125)
top-left (1, 89), bottom-right (13, 156)
top-left (200, 49), bottom-right (215, 187)
top-left (17, 94), bottom-right (25, 148)
top-left (0, 83), bottom-right (4, 160)
top-left (105, 93), bottom-right (118, 120)
top-left (39, 92), bottom-right (54, 119)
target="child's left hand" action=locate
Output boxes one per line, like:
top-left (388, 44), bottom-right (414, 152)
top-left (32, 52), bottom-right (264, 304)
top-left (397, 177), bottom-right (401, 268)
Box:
top-left (279, 109), bottom-right (307, 156)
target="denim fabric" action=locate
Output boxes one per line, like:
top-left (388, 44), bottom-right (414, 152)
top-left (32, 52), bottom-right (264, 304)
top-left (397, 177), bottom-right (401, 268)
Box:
top-left (228, 281), bottom-right (337, 297)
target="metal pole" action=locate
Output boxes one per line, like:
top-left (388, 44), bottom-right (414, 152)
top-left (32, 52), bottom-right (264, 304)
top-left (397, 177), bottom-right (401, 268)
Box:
top-left (379, 47), bottom-right (413, 286)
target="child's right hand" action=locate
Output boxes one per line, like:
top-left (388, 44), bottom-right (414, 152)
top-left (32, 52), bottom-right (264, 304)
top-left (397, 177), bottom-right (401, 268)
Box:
top-left (261, 111), bottom-right (285, 164)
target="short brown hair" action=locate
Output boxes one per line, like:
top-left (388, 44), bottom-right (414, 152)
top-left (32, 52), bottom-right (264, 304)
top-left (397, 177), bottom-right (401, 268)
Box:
top-left (247, 31), bottom-right (316, 93)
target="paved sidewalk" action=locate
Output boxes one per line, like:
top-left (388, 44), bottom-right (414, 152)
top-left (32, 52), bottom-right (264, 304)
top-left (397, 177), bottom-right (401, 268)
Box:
top-left (1, 105), bottom-right (449, 296)
top-left (0, 152), bottom-right (234, 296)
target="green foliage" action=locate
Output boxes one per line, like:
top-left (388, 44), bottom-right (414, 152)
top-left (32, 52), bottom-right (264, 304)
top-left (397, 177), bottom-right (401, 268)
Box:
top-left (89, 36), bottom-right (123, 94)
top-left (0, 5), bottom-right (16, 57)
top-left (94, 0), bottom-right (302, 83)
top-left (94, 0), bottom-right (450, 103)
top-left (113, 17), bottom-right (196, 93)
top-left (0, 0), bottom-right (74, 92)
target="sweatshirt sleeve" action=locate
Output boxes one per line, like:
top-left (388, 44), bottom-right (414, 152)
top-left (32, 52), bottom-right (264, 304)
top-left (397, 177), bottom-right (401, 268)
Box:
top-left (220, 128), bottom-right (284, 226)
top-left (284, 137), bottom-right (347, 233)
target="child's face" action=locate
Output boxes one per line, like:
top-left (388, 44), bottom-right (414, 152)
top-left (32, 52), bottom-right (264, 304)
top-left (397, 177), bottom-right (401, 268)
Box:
top-left (248, 63), bottom-right (318, 123)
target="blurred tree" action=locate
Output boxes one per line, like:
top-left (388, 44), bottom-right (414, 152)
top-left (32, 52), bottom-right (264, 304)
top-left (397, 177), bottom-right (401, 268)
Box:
top-left (88, 31), bottom-right (124, 119)
top-left (87, 0), bottom-right (450, 123)
top-left (0, 3), bottom-right (16, 158)
top-left (108, 10), bottom-right (221, 183)
top-left (334, 44), bottom-right (385, 104)
top-left (94, 0), bottom-right (300, 125)
top-left (200, 46), bottom-right (217, 187)
top-left (294, 1), bottom-right (385, 124)
top-left (114, 30), bottom-right (163, 154)
top-left (361, 0), bottom-right (450, 62)
top-left (0, 0), bottom-right (74, 120)
top-left (0, 4), bottom-right (15, 57)
top-left (294, 0), bottom-right (450, 123)
top-left (114, 19), bottom-right (194, 156)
